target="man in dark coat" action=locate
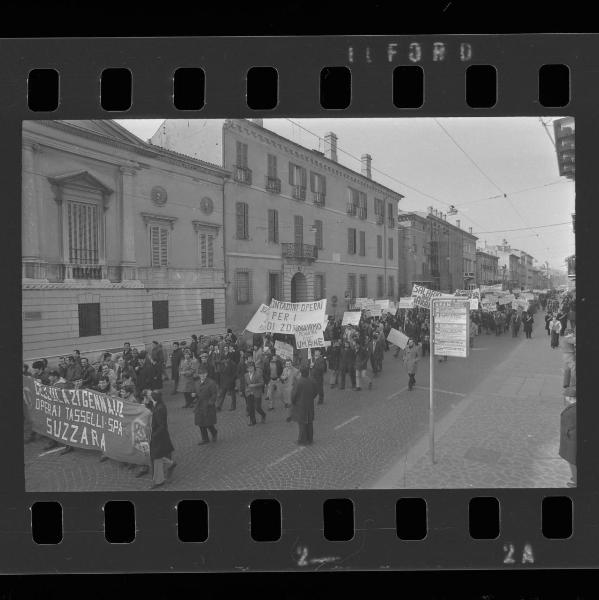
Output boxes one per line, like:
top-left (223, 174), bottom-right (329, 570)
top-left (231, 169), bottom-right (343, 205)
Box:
top-left (291, 367), bottom-right (318, 445)
top-left (151, 341), bottom-right (167, 381)
top-left (309, 348), bottom-right (327, 405)
top-left (369, 332), bottom-right (384, 376)
top-left (216, 354), bottom-right (238, 411)
top-left (170, 341), bottom-right (183, 395)
top-left (147, 390), bottom-right (175, 489)
top-left (193, 366), bottom-right (218, 444)
top-left (338, 341), bottom-right (356, 390)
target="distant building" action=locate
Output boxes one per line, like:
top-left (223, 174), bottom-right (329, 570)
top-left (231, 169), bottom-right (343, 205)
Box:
top-left (150, 119), bottom-right (404, 331)
top-left (397, 211), bottom-right (433, 296)
top-left (475, 249), bottom-right (500, 287)
top-left (397, 208), bottom-right (477, 294)
top-left (22, 120), bottom-right (229, 362)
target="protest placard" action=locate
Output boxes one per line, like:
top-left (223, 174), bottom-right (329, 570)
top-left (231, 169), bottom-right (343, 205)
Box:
top-left (387, 328), bottom-right (409, 349)
top-left (244, 303), bottom-right (270, 333)
top-left (266, 299), bottom-right (327, 334)
top-left (398, 296), bottom-right (414, 310)
top-left (374, 299), bottom-right (391, 313)
top-left (23, 376), bottom-right (152, 465)
top-left (480, 284), bottom-right (503, 293)
top-left (411, 285), bottom-right (454, 309)
top-left (274, 340), bottom-right (294, 360)
top-left (342, 311), bottom-right (361, 326)
top-left (470, 298), bottom-right (479, 310)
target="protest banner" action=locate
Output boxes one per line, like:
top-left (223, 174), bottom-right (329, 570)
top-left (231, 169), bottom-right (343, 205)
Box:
top-left (274, 340), bottom-right (294, 360)
top-left (470, 298), bottom-right (479, 310)
top-left (23, 376), bottom-right (152, 465)
top-left (244, 303), bottom-right (270, 333)
top-left (454, 288), bottom-right (481, 300)
top-left (374, 299), bottom-right (391, 313)
top-left (266, 299), bottom-right (327, 334)
top-left (480, 284), bottom-right (503, 293)
top-left (481, 301), bottom-right (495, 312)
top-left (398, 296), bottom-right (414, 310)
top-left (342, 311), bottom-right (361, 326)
top-left (411, 285), bottom-right (454, 309)
top-left (387, 328), bottom-right (409, 349)
top-left (353, 298), bottom-right (369, 309)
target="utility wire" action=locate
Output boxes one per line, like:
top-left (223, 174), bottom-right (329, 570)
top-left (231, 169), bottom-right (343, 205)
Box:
top-left (474, 221), bottom-right (571, 234)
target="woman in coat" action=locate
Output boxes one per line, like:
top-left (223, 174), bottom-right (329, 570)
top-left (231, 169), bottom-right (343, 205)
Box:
top-left (148, 390), bottom-right (175, 489)
top-left (280, 358), bottom-right (300, 410)
top-left (178, 349), bottom-right (198, 408)
top-left (193, 366), bottom-right (218, 444)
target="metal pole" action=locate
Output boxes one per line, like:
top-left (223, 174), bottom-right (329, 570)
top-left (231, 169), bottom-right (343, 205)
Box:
top-left (429, 299), bottom-right (436, 464)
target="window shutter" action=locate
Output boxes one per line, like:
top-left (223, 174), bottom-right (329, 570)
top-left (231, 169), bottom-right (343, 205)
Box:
top-left (348, 229), bottom-right (352, 253)
top-left (359, 231), bottom-right (365, 256)
top-left (310, 171), bottom-right (315, 192)
top-left (268, 154), bottom-right (277, 178)
top-left (315, 220), bottom-right (323, 249)
top-left (321, 175), bottom-right (326, 195)
top-left (300, 167), bottom-right (307, 187)
top-left (208, 234), bottom-right (214, 267)
top-left (160, 227), bottom-right (168, 266)
top-left (236, 141), bottom-right (242, 166)
top-left (289, 162), bottom-right (294, 185)
top-left (268, 209), bottom-right (279, 243)
top-left (294, 215), bottom-right (303, 246)
top-left (236, 203), bottom-right (244, 238)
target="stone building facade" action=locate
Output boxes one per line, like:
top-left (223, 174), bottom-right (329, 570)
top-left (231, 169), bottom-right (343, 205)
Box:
top-left (22, 120), bottom-right (229, 363)
top-left (149, 119), bottom-right (405, 331)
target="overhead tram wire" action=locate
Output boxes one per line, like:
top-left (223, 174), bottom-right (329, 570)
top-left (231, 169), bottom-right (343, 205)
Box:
top-left (283, 118), bottom-right (489, 232)
top-left (473, 221), bottom-right (571, 235)
top-left (433, 118), bottom-right (549, 243)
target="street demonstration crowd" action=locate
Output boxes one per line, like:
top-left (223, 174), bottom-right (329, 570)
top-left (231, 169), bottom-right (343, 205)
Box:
top-left (24, 288), bottom-right (576, 489)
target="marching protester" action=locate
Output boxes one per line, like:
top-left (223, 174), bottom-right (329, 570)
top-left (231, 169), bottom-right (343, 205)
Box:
top-left (338, 340), bottom-right (356, 391)
top-left (354, 341), bottom-right (372, 392)
top-left (522, 311), bottom-right (534, 339)
top-left (170, 342), bottom-right (183, 395)
top-left (244, 360), bottom-right (266, 426)
top-left (193, 365), bottom-right (219, 444)
top-left (310, 348), bottom-right (327, 403)
top-left (281, 357), bottom-right (300, 419)
top-left (403, 338), bottom-right (420, 392)
top-left (550, 315), bottom-right (562, 349)
top-left (291, 366), bottom-right (318, 446)
top-left (147, 390), bottom-right (176, 489)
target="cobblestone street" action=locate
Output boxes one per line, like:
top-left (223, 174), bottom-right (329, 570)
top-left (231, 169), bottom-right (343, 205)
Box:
top-left (25, 312), bottom-right (569, 491)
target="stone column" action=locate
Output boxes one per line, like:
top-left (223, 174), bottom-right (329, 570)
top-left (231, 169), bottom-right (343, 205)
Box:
top-left (119, 165), bottom-right (139, 281)
top-left (22, 142), bottom-right (46, 280)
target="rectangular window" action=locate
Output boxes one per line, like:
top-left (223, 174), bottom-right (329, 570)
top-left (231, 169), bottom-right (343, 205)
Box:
top-left (314, 273), bottom-right (326, 300)
top-left (377, 275), bottom-right (384, 298)
top-left (359, 231), bottom-right (366, 256)
top-left (67, 201), bottom-right (99, 264)
top-left (374, 198), bottom-right (384, 217)
top-left (348, 228), bottom-right (357, 254)
top-left (388, 237), bottom-right (394, 260)
top-left (310, 172), bottom-right (326, 205)
top-left (198, 231), bottom-right (214, 267)
top-left (359, 274), bottom-right (368, 298)
top-left (78, 302), bottom-right (101, 337)
top-left (358, 191), bottom-right (367, 220)
top-left (377, 235), bottom-right (383, 258)
top-left (267, 154), bottom-right (277, 178)
top-left (201, 299), bottom-right (215, 325)
top-left (314, 219), bottom-right (323, 250)
top-left (347, 187), bottom-right (359, 216)
top-left (348, 273), bottom-right (357, 299)
top-left (236, 202), bottom-right (249, 239)
top-left (268, 272), bottom-right (281, 303)
top-left (387, 202), bottom-right (395, 228)
top-left (289, 163), bottom-right (307, 200)
top-left (294, 215), bottom-right (304, 246)
top-left (236, 141), bottom-right (248, 167)
top-left (268, 209), bottom-right (279, 243)
top-left (388, 276), bottom-right (395, 298)
top-left (150, 225), bottom-right (169, 267)
top-left (236, 270), bottom-right (252, 304)
top-left (152, 300), bottom-right (169, 330)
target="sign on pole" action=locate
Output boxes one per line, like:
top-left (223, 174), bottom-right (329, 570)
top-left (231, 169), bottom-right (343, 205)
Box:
top-left (398, 296), bottom-right (414, 310)
top-left (274, 340), bottom-right (294, 360)
top-left (433, 298), bottom-right (470, 358)
top-left (342, 311), bottom-right (361, 326)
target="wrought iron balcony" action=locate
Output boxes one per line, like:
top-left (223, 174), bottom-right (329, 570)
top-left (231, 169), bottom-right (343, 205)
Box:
top-left (234, 166), bottom-right (252, 185)
top-left (281, 243), bottom-right (318, 261)
top-left (265, 176), bottom-right (281, 193)
top-left (313, 192), bottom-right (326, 206)
top-left (66, 263), bottom-right (105, 280)
top-left (292, 185), bottom-right (306, 201)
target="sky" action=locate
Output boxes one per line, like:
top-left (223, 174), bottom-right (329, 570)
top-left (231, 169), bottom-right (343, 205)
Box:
top-left (116, 117), bottom-right (575, 271)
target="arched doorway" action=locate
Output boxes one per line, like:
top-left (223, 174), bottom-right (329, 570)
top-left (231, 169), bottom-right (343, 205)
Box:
top-left (290, 272), bottom-right (308, 303)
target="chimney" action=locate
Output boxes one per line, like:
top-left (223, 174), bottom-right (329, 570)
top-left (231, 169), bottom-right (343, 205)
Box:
top-left (427, 206), bottom-right (433, 214)
top-left (361, 154), bottom-right (372, 179)
top-left (324, 132), bottom-right (338, 162)
top-left (250, 118), bottom-right (263, 127)
top-left (456, 219), bottom-right (461, 229)
top-left (469, 226), bottom-right (473, 234)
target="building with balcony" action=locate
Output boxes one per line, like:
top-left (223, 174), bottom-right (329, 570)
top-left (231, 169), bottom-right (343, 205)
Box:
top-left (397, 208), bottom-right (477, 294)
top-left (475, 249), bottom-right (500, 287)
top-left (149, 119), bottom-right (405, 330)
top-left (22, 120), bottom-right (228, 362)
top-left (488, 243), bottom-right (522, 290)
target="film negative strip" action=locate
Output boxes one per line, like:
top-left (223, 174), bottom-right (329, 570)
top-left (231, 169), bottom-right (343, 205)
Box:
top-left (0, 34), bottom-right (592, 574)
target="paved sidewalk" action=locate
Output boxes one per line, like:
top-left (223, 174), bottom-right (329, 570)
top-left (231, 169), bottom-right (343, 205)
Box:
top-left (376, 314), bottom-right (572, 488)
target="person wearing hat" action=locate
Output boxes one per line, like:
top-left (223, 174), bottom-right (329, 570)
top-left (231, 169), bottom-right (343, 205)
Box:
top-left (179, 348), bottom-right (199, 408)
top-left (193, 365), bottom-right (218, 444)
top-left (290, 366), bottom-right (319, 446)
top-left (147, 390), bottom-right (175, 489)
top-left (403, 338), bottom-right (420, 392)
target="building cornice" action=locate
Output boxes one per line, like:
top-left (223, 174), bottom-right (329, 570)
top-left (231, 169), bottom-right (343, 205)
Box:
top-left (141, 213), bottom-right (178, 229)
top-left (225, 119), bottom-right (404, 201)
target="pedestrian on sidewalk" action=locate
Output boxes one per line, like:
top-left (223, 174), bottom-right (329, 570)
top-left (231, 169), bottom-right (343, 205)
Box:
top-left (193, 365), bottom-right (218, 445)
top-left (403, 339), bottom-right (420, 391)
top-left (291, 367), bottom-right (318, 446)
top-left (147, 390), bottom-right (176, 489)
top-left (244, 360), bottom-right (266, 426)
top-left (550, 317), bottom-right (562, 349)
top-left (559, 390), bottom-right (576, 487)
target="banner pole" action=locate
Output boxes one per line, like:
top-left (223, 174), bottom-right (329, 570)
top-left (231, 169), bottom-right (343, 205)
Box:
top-left (429, 299), bottom-right (436, 464)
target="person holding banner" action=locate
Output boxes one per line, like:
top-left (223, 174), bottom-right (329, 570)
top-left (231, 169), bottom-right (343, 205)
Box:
top-left (280, 358), bottom-right (300, 415)
top-left (147, 390), bottom-right (176, 489)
